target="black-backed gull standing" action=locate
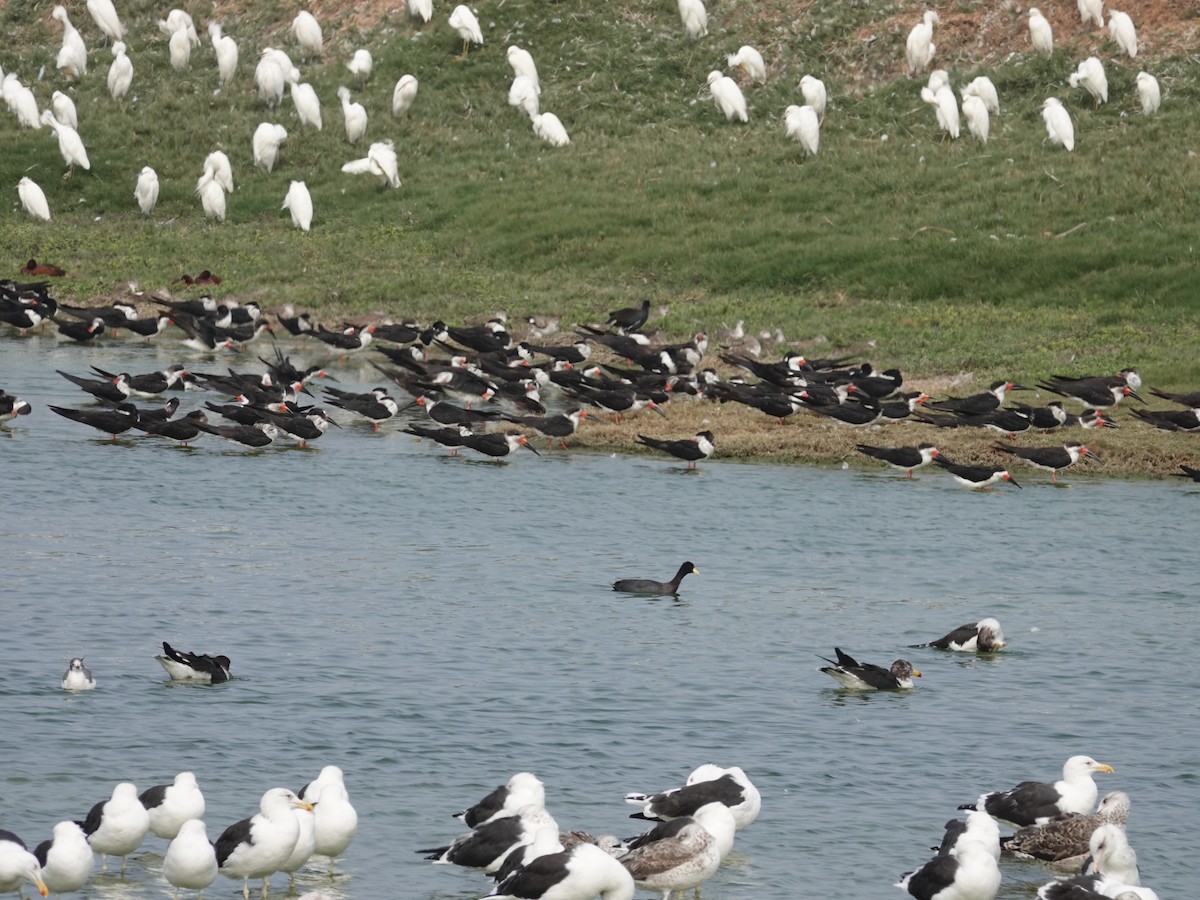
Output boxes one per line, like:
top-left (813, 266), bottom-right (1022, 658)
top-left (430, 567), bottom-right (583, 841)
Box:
top-left (619, 804), bottom-right (736, 898)
top-left (420, 804), bottom-right (556, 875)
top-left (896, 839), bottom-right (1001, 900)
top-left (484, 841), bottom-right (635, 900)
top-left (1037, 873), bottom-right (1159, 900)
top-left (0, 831), bottom-right (48, 897)
top-left (162, 818), bottom-right (217, 899)
top-left (963, 756), bottom-right (1114, 827)
top-left (299, 768), bottom-right (356, 875)
top-left (491, 825), bottom-right (564, 885)
top-left (277, 806), bottom-right (316, 890)
top-left (624, 765), bottom-right (760, 831)
top-left (79, 782), bottom-right (150, 875)
top-left (456, 772), bottom-right (546, 828)
top-left (1001, 791), bottom-right (1131, 865)
top-left (818, 648), bottom-right (921, 690)
top-left (1080, 823), bottom-right (1140, 885)
top-left (140, 772), bottom-right (206, 839)
top-left (934, 810), bottom-right (1000, 861)
top-left (214, 787), bottom-right (312, 899)
top-left (33, 821), bottom-right (92, 896)
top-left (61, 658), bottom-right (95, 691)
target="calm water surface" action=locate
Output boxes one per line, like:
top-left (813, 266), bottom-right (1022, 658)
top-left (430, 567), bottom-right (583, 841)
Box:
top-left (2, 333), bottom-right (1196, 900)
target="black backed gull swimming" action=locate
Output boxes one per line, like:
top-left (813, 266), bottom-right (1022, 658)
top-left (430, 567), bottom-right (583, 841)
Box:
top-left (963, 756), bottom-right (1114, 827)
top-left (457, 772), bottom-right (546, 828)
top-left (420, 804), bottom-right (556, 874)
top-left (624, 765), bottom-right (760, 831)
top-left (934, 810), bottom-right (1000, 861)
top-left (818, 647), bottom-right (921, 690)
top-left (79, 782), bottom-right (151, 875)
top-left (491, 825), bottom-right (564, 885)
top-left (920, 618), bottom-right (1006, 652)
top-left (896, 839), bottom-right (1001, 900)
top-left (1001, 791), bottom-right (1131, 865)
top-left (0, 831), bottom-right (48, 897)
top-left (34, 821), bottom-right (92, 896)
top-left (1080, 824), bottom-right (1140, 885)
top-left (61, 658), bottom-right (95, 691)
top-left (484, 841), bottom-right (635, 900)
top-left (140, 772), bottom-right (206, 839)
top-left (298, 767), bottom-right (356, 875)
top-left (618, 804), bottom-right (736, 898)
top-left (214, 787), bottom-right (312, 900)
top-left (163, 819), bottom-right (217, 898)
top-left (1037, 873), bottom-right (1159, 900)
top-left (155, 642), bottom-right (231, 684)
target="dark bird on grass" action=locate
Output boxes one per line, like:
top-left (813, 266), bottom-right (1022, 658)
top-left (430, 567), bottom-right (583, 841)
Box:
top-left (818, 648), bottom-right (921, 690)
top-left (1038, 377), bottom-right (1143, 409)
top-left (1149, 386), bottom-right (1200, 408)
top-left (849, 367), bottom-right (904, 399)
top-left (526, 341), bottom-right (590, 364)
top-left (926, 380), bottom-right (1029, 415)
top-left (576, 326), bottom-right (652, 358)
top-left (613, 561), bottom-right (697, 596)
top-left (53, 316), bottom-right (105, 342)
top-left (1011, 401), bottom-right (1069, 432)
top-left (1067, 409), bottom-right (1118, 429)
top-left (21, 258), bottom-right (65, 277)
top-left (635, 431), bottom-right (714, 469)
top-left (1130, 407), bottom-right (1200, 432)
top-left (502, 409), bottom-right (588, 450)
top-left (800, 395), bottom-right (882, 427)
top-left (957, 407), bottom-right (1034, 438)
top-left (1173, 464), bottom-right (1200, 482)
top-left (855, 443), bottom-right (939, 477)
top-left (138, 410), bottom-right (209, 445)
top-left (604, 299), bottom-right (650, 334)
top-left (934, 456), bottom-right (1021, 490)
top-left (562, 385), bottom-right (666, 422)
top-left (155, 641), bottom-right (231, 683)
top-left (994, 442), bottom-right (1099, 482)
top-left (50, 403), bottom-right (139, 440)
top-left (880, 391), bottom-right (929, 420)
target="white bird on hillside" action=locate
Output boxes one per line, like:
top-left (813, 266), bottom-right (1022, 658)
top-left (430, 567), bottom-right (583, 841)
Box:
top-left (253, 122), bottom-right (288, 171)
top-left (255, 54), bottom-right (286, 107)
top-left (7, 77), bottom-right (41, 128)
top-left (17, 177), bottom-right (50, 221)
top-left (169, 27), bottom-right (192, 71)
top-left (341, 140), bottom-right (400, 188)
top-left (1069, 56), bottom-right (1108, 106)
top-left (53, 6), bottom-right (88, 79)
top-left (347, 49), bottom-right (372, 85)
top-left (962, 75), bottom-right (999, 114)
top-left (209, 23), bottom-right (239, 86)
top-left (800, 74), bottom-right (827, 121)
top-left (41, 109), bottom-right (90, 176)
top-left (291, 81), bottom-right (322, 130)
top-left (87, 0), bottom-right (124, 43)
top-left (1078, 0), bottom-right (1104, 29)
top-left (1028, 8), bottom-right (1054, 57)
top-left (408, 0), bottom-right (433, 23)
top-left (905, 10), bottom-right (938, 75)
top-left (291, 10), bottom-right (323, 59)
top-left (727, 45), bottom-right (766, 83)
top-left (921, 83), bottom-right (960, 139)
top-left (1042, 97), bottom-right (1074, 151)
top-left (677, 0), bottom-right (708, 40)
top-left (448, 5), bottom-right (483, 57)
top-left (196, 165), bottom-right (226, 220)
top-left (392, 74), bottom-right (419, 117)
top-left (926, 68), bottom-right (949, 94)
top-left (283, 181), bottom-right (313, 232)
top-left (135, 166), bottom-right (159, 215)
top-left (204, 150), bottom-right (234, 193)
top-left (262, 47), bottom-right (300, 84)
top-left (108, 41), bottom-right (133, 101)
top-left (507, 46), bottom-right (539, 92)
top-left (51, 90), bottom-right (77, 128)
top-left (532, 111), bottom-right (569, 146)
top-left (508, 74), bottom-right (539, 119)
top-left (337, 86), bottom-right (367, 143)
top-left (961, 93), bottom-right (989, 143)
top-left (784, 104), bottom-right (819, 156)
top-left (1108, 10), bottom-right (1137, 58)
top-left (1135, 71), bottom-right (1160, 115)
top-left (707, 70), bottom-right (748, 123)
top-left (159, 9), bottom-right (199, 46)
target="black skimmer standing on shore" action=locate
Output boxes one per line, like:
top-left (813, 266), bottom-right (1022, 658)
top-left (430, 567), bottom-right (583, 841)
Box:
top-left (612, 562), bottom-right (697, 596)
top-left (502, 409), bottom-right (588, 450)
top-left (961, 755), bottom-right (1114, 827)
top-left (1038, 378), bottom-right (1143, 409)
top-left (322, 387), bottom-right (399, 429)
top-left (959, 407), bottom-right (1035, 438)
top-left (1150, 386), bottom-right (1200, 407)
top-left (1130, 407), bottom-right (1200, 432)
top-left (1070, 409), bottom-right (1118, 429)
top-left (994, 442), bottom-right (1099, 482)
top-left (61, 658), bottom-right (95, 690)
top-left (934, 456), bottom-right (1021, 490)
top-left (855, 443), bottom-right (939, 477)
top-left (918, 618), bottom-right (1006, 652)
top-left (405, 394), bottom-right (503, 427)
top-left (927, 380), bottom-right (1029, 415)
top-left (570, 387), bottom-right (666, 423)
top-left (604, 298), bottom-right (650, 334)
top-left (459, 431), bottom-right (540, 460)
top-left (49, 403), bottom-right (139, 440)
top-left (156, 641), bottom-right (231, 683)
top-left (1013, 401), bottom-right (1069, 432)
top-left (801, 395), bottom-right (883, 427)
top-left (817, 648), bottom-right (921, 690)
top-left (634, 431), bottom-right (715, 469)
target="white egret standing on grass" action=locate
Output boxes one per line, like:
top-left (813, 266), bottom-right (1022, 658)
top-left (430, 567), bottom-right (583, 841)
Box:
top-left (800, 74), bottom-right (826, 121)
top-left (204, 150), bottom-right (234, 193)
top-left (17, 177), bottom-right (50, 221)
top-left (507, 46), bottom-right (539, 92)
top-left (262, 48), bottom-right (299, 83)
top-left (408, 0), bottom-right (433, 23)
top-left (341, 140), bottom-right (400, 188)
top-left (253, 122), bottom-right (288, 171)
top-left (255, 53), bottom-right (286, 107)
top-left (926, 68), bottom-right (949, 93)
top-left (448, 5), bottom-right (483, 58)
top-left (1078, 0), bottom-right (1104, 29)
top-left (677, 0), bottom-right (708, 40)
top-left (169, 26), bottom-right (192, 71)
top-left (962, 76), bottom-right (999, 114)
top-left (51, 90), bottom-right (77, 128)
top-left (508, 75), bottom-right (539, 119)
top-left (135, 166), bottom-right (159, 215)
top-left (87, 0), bottom-right (124, 43)
top-left (7, 77), bottom-right (41, 128)
top-left (961, 94), bottom-right (989, 143)
top-left (52, 6), bottom-right (88, 79)
top-left (727, 45), bottom-right (766, 84)
top-left (1028, 8), bottom-right (1053, 57)
top-left (107, 41), bottom-right (133, 102)
top-left (196, 165), bottom-right (226, 220)
top-left (392, 75), bottom-right (419, 117)
top-left (905, 10), bottom-right (938, 75)
top-left (209, 23), bottom-right (239, 87)
top-left (159, 10), bottom-right (199, 46)
top-left (291, 11), bottom-right (323, 59)
top-left (347, 49), bottom-right (372, 85)
top-left (291, 81), bottom-right (322, 130)
top-left (282, 181), bottom-right (313, 232)
top-left (1042, 97), bottom-right (1074, 151)
top-left (784, 104), bottom-right (819, 157)
top-left (706, 70), bottom-right (748, 123)
top-left (532, 111), bottom-right (569, 147)
top-left (1135, 71), bottom-right (1160, 115)
top-left (920, 84), bottom-right (960, 139)
top-left (41, 109), bottom-right (90, 177)
top-left (1108, 11), bottom-right (1137, 58)
top-left (337, 87), bottom-right (368, 144)
top-left (1069, 56), bottom-right (1108, 106)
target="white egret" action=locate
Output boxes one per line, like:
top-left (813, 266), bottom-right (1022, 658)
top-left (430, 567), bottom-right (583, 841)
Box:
top-left (1078, 0), bottom-right (1104, 29)
top-left (337, 86), bottom-right (367, 143)
top-left (253, 122), bottom-right (288, 171)
top-left (255, 54), bottom-right (286, 107)
top-left (1028, 8), bottom-right (1053, 57)
top-left (961, 94), bottom-right (989, 143)
top-left (169, 26), bottom-right (192, 71)
top-left (291, 81), bottom-right (322, 130)
top-left (159, 10), bottom-right (199, 46)
top-left (508, 74), bottom-right (539, 119)
top-left (204, 150), bottom-right (234, 193)
top-left (727, 45), bottom-right (766, 84)
top-left (134, 166), bottom-right (159, 215)
top-left (347, 49), bottom-right (372, 85)
top-left (784, 104), bottom-right (819, 156)
top-left (1042, 97), bottom-right (1074, 151)
top-left (408, 0), bottom-right (433, 23)
top-left (448, 5), bottom-right (483, 57)
top-left (926, 68), bottom-right (949, 94)
top-left (1135, 71), bottom-right (1160, 115)
top-left (962, 76), bottom-right (999, 114)
top-left (209, 23), bottom-right (239, 86)
top-left (291, 11), bottom-right (323, 59)
top-left (1069, 56), bottom-right (1108, 106)
top-left (282, 181), bottom-right (313, 232)
top-left (87, 0), bottom-right (124, 43)
top-left (507, 46), bottom-right (539, 92)
top-left (341, 140), bottom-right (400, 188)
top-left (1108, 11), bottom-right (1137, 58)
top-left (107, 41), bottom-right (133, 102)
top-left (920, 84), bottom-right (960, 139)
top-left (392, 74), bottom-right (419, 117)
top-left (800, 74), bottom-right (826, 121)
top-left (7, 78), bottom-right (41, 129)
top-left (196, 165), bottom-right (226, 220)
top-left (17, 177), bottom-right (50, 221)
top-left (532, 111), bottom-right (569, 146)
top-left (52, 6), bottom-right (88, 79)
top-left (905, 10), bottom-right (938, 75)
top-left (51, 89), bottom-right (77, 128)
top-left (41, 109), bottom-right (91, 176)
top-left (677, 0), bottom-right (708, 40)
top-left (706, 70), bottom-right (748, 123)
top-left (262, 48), bottom-right (300, 84)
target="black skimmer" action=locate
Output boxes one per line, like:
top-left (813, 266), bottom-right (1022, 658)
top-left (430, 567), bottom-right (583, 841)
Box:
top-left (116, 397), bottom-right (181, 424)
top-left (61, 657), bottom-right (95, 691)
top-left (576, 326), bottom-right (652, 358)
top-left (442, 321), bottom-right (512, 354)
top-left (1173, 464), bottom-right (1200, 482)
top-left (959, 408), bottom-right (1034, 438)
top-left (33, 822), bottom-right (92, 896)
top-left (140, 772), bottom-right (206, 840)
top-left (0, 831), bottom-right (49, 898)
top-left (604, 298), bottom-right (650, 334)
top-left (801, 395), bottom-right (882, 427)
top-left (263, 407), bottom-right (339, 448)
top-left (277, 311), bottom-right (314, 336)
top-left (817, 648), bottom-right (920, 690)
top-left (171, 311), bottom-right (239, 352)
top-left (918, 618), bottom-right (1006, 652)
top-left (484, 840), bottom-right (635, 900)
top-left (1001, 790), bottom-right (1130, 864)
top-left (372, 321), bottom-right (422, 343)
top-left (880, 391), bottom-right (929, 419)
top-left (1130, 407), bottom-right (1200, 432)
top-left (502, 409), bottom-right (588, 450)
top-left (625, 765), bottom-right (761, 830)
top-left (568, 387), bottom-right (666, 422)
top-left (526, 341), bottom-right (590, 364)
top-left (80, 782), bottom-right (151, 875)
top-left (994, 442), bottom-right (1099, 482)
top-left (849, 367), bottom-right (904, 399)
top-left (0, 392), bottom-right (32, 424)
top-left (0, 299), bottom-right (51, 331)
top-left (214, 787), bottom-right (312, 899)
top-left (960, 755), bottom-right (1114, 827)
top-left (194, 420), bottom-right (279, 448)
top-left (419, 804), bottom-right (557, 873)
top-left (855, 443), bottom-right (939, 477)
top-left (612, 561), bottom-right (697, 596)
top-left (57, 369), bottom-right (132, 403)
top-left (404, 423), bottom-right (474, 455)
top-left (91, 364), bottom-right (188, 396)
top-left (312, 322), bottom-right (375, 352)
top-left (138, 412), bottom-right (210, 445)
top-left (619, 805), bottom-right (734, 898)
top-left (459, 431), bottom-right (540, 459)
top-left (156, 641), bottom-right (231, 683)
top-left (1149, 386), bottom-right (1200, 407)
top-left (323, 387), bottom-right (399, 429)
top-left (455, 773), bottom-right (546, 828)
top-left (897, 840), bottom-right (1000, 900)
top-left (1069, 408), bottom-right (1118, 429)
top-left (934, 456), bottom-right (1021, 490)
top-left (405, 394), bottom-right (503, 427)
top-left (49, 403), bottom-right (139, 440)
top-left (927, 380), bottom-right (1029, 415)
top-left (1012, 401), bottom-right (1069, 432)
top-left (1037, 378), bottom-right (1143, 408)
top-left (53, 316), bottom-right (106, 342)
top-left (634, 431), bottom-right (715, 469)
